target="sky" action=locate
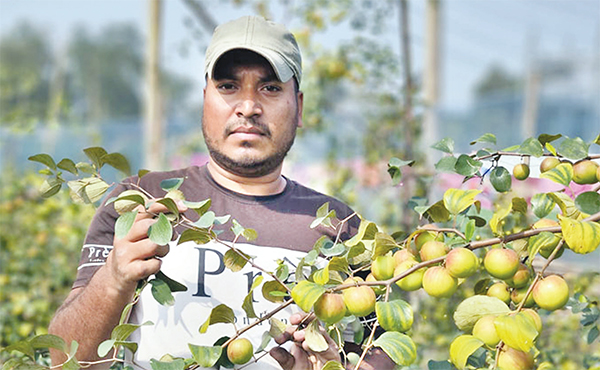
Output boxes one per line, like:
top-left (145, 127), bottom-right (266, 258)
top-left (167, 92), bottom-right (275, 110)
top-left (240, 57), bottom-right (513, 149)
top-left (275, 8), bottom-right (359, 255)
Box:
top-left (1, 0), bottom-right (599, 110)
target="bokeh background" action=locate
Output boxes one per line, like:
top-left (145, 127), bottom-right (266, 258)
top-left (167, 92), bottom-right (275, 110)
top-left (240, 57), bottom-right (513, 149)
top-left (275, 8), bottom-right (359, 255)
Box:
top-left (1, 0), bottom-right (599, 368)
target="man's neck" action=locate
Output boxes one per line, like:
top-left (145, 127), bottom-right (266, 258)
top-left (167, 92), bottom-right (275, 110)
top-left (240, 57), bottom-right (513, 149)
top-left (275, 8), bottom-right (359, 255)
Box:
top-left (206, 160), bottom-right (287, 196)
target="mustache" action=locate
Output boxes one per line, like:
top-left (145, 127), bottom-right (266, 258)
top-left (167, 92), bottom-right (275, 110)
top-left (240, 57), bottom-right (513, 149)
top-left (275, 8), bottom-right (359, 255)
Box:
top-left (224, 119), bottom-right (271, 137)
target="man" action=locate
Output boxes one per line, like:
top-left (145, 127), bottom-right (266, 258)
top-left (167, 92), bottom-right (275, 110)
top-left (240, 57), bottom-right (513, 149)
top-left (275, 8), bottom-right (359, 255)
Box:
top-left (49, 16), bottom-right (394, 370)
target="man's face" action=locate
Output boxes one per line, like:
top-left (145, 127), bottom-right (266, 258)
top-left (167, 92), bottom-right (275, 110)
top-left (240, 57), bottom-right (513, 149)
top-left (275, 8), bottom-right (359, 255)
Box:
top-left (202, 50), bottom-right (303, 178)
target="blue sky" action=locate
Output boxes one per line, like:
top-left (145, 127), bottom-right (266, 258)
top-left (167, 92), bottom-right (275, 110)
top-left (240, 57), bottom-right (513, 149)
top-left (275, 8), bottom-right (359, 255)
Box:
top-left (1, 0), bottom-right (598, 110)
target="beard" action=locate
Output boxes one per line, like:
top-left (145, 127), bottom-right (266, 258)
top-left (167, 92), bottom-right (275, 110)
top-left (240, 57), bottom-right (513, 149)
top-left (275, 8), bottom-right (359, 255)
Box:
top-left (202, 118), bottom-right (298, 178)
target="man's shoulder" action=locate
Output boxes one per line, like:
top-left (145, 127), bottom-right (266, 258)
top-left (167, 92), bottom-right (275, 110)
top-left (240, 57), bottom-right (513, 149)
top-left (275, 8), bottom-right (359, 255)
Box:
top-left (286, 179), bottom-right (355, 215)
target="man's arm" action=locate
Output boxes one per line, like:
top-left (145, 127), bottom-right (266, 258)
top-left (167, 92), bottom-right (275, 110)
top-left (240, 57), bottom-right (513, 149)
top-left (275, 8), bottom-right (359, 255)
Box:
top-left (48, 203), bottom-right (173, 367)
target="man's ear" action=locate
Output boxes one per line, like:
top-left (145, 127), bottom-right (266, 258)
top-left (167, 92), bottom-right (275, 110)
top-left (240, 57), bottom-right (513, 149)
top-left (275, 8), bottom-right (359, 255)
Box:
top-left (296, 91), bottom-right (304, 128)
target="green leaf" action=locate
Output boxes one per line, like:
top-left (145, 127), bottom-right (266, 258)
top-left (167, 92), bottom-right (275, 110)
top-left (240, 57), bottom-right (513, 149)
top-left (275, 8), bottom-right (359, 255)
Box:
top-left (321, 361), bottom-right (345, 370)
top-left (375, 299), bottom-right (414, 332)
top-left (512, 197), bottom-right (528, 214)
top-left (528, 232), bottom-right (559, 259)
top-left (373, 232), bottom-right (398, 257)
top-left (432, 137), bottom-right (455, 153)
top-left (548, 191), bottom-right (581, 219)
top-left (188, 344), bottom-right (222, 368)
top-left (155, 271), bottom-right (187, 292)
top-left (517, 137), bottom-right (544, 157)
top-left (224, 248), bottom-right (251, 272)
top-left (195, 210), bottom-right (213, 227)
top-left (428, 360), bottom-right (453, 370)
top-left (57, 158), bottom-right (78, 175)
top-left (242, 275), bottom-right (264, 318)
top-left (311, 202), bottom-right (336, 229)
top-left (470, 133), bottom-right (496, 146)
top-left (559, 216), bottom-right (600, 254)
top-left (449, 335), bottom-right (484, 370)
top-left (149, 278), bottom-right (175, 306)
top-left (489, 166), bottom-right (512, 193)
top-left (178, 228), bottom-right (212, 245)
top-left (559, 136), bottom-right (589, 160)
top-left (443, 188), bottom-right (482, 216)
top-left (540, 163), bottom-right (573, 186)
top-left (29, 334), bottom-right (67, 352)
top-left (538, 133), bottom-right (562, 146)
top-left (67, 177), bottom-right (110, 204)
top-left (575, 192), bottom-right (600, 215)
top-left (160, 177), bottom-right (185, 192)
top-left (345, 220), bottom-right (378, 247)
top-left (262, 280), bottom-right (288, 303)
top-left (40, 176), bottom-right (63, 198)
top-left (453, 295), bottom-right (510, 332)
top-left (588, 326), bottom-right (600, 344)
top-left (290, 280), bottom-right (326, 313)
top-left (76, 161), bottom-right (96, 175)
top-left (97, 339), bottom-right (116, 358)
top-left (494, 313), bottom-right (539, 352)
top-left (148, 213), bottom-right (173, 245)
top-left (304, 320), bottom-right (329, 352)
top-left (156, 198), bottom-right (180, 218)
top-left (312, 265), bottom-right (330, 285)
top-left (4, 340), bottom-right (34, 358)
top-left (115, 210), bottom-right (138, 239)
top-left (387, 157), bottom-right (414, 185)
top-left (454, 154), bottom-right (482, 177)
top-left (103, 152), bottom-right (131, 176)
top-left (150, 358), bottom-right (186, 370)
top-left (464, 219), bottom-right (475, 241)
top-left (372, 332), bottom-right (417, 366)
top-left (28, 153), bottom-right (57, 170)
top-left (199, 304), bottom-right (235, 333)
top-left (422, 200), bottom-right (451, 223)
top-left (435, 156), bottom-right (458, 173)
top-left (184, 198), bottom-right (211, 215)
top-left (83, 147), bottom-right (108, 169)
top-left (531, 193), bottom-right (556, 219)
top-left (111, 191), bottom-right (147, 215)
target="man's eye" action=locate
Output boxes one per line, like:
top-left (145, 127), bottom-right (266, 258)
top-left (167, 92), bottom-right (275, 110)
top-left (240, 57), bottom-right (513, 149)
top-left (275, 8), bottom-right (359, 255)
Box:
top-left (218, 83), bottom-right (236, 90)
top-left (263, 85), bottom-right (282, 92)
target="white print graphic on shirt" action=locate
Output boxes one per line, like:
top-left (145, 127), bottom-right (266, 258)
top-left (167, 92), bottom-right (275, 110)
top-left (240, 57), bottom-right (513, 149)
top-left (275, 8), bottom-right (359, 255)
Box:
top-left (126, 239), bottom-right (307, 370)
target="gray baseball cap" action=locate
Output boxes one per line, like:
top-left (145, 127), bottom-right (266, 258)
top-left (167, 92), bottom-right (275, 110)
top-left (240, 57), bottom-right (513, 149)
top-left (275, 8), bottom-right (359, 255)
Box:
top-left (204, 15), bottom-right (302, 85)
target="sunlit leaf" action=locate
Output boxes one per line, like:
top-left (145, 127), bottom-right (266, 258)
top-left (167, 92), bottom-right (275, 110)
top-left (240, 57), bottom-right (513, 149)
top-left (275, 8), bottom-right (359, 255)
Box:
top-left (242, 275), bottom-right (263, 318)
top-left (372, 331), bottom-right (417, 366)
top-left (548, 192), bottom-right (581, 219)
top-left (559, 216), bottom-right (600, 254)
top-left (528, 232), bottom-right (559, 260)
top-left (449, 335), bottom-right (484, 370)
top-left (375, 299), bottom-right (414, 332)
top-left (312, 266), bottom-right (330, 285)
top-left (470, 133), bottom-right (496, 146)
top-left (290, 280), bottom-right (326, 313)
top-left (517, 137), bottom-right (544, 157)
top-left (559, 136), bottom-right (589, 160)
top-left (538, 134), bottom-right (562, 146)
top-left (422, 200), bottom-right (451, 223)
top-left (453, 295), bottom-right (510, 332)
top-left (345, 220), bottom-right (378, 247)
top-left (112, 190), bottom-right (147, 215)
top-left (512, 197), bottom-right (528, 214)
top-left (178, 228), bottom-right (212, 245)
top-left (432, 137), bottom-right (455, 153)
top-left (224, 248), bottom-right (251, 272)
top-left (443, 188), bottom-right (482, 216)
top-left (148, 213), bottom-right (173, 245)
top-left (373, 232), bottom-right (398, 257)
top-left (304, 320), bottom-right (328, 352)
top-left (269, 318), bottom-right (288, 338)
top-left (40, 177), bottom-right (63, 198)
top-left (540, 163), bottom-right (573, 186)
top-left (321, 361), bottom-right (345, 370)
top-left (262, 280), bottom-right (288, 303)
top-left (199, 304), bottom-right (235, 333)
top-left (150, 358), bottom-right (186, 370)
top-left (494, 313), bottom-right (538, 352)
top-left (311, 202), bottom-right (336, 229)
top-left (531, 193), bottom-right (556, 219)
top-left (68, 177), bottom-right (110, 204)
top-left (115, 210), bottom-right (138, 239)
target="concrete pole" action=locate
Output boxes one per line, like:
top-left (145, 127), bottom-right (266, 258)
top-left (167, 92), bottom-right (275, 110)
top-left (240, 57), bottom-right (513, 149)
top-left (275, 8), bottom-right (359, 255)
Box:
top-left (144, 0), bottom-right (163, 170)
top-left (423, 0), bottom-right (441, 165)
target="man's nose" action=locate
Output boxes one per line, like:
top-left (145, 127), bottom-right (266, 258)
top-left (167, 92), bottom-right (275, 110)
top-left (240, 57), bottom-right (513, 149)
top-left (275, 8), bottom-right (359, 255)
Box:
top-left (235, 91), bottom-right (262, 118)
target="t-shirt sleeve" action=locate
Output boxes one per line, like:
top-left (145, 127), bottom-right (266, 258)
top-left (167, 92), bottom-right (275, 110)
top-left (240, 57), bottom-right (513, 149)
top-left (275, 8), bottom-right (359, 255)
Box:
top-left (71, 182), bottom-right (128, 289)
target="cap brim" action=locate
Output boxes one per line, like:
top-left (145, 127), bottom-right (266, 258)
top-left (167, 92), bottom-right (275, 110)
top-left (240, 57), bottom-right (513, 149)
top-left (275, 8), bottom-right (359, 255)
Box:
top-left (205, 45), bottom-right (295, 83)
